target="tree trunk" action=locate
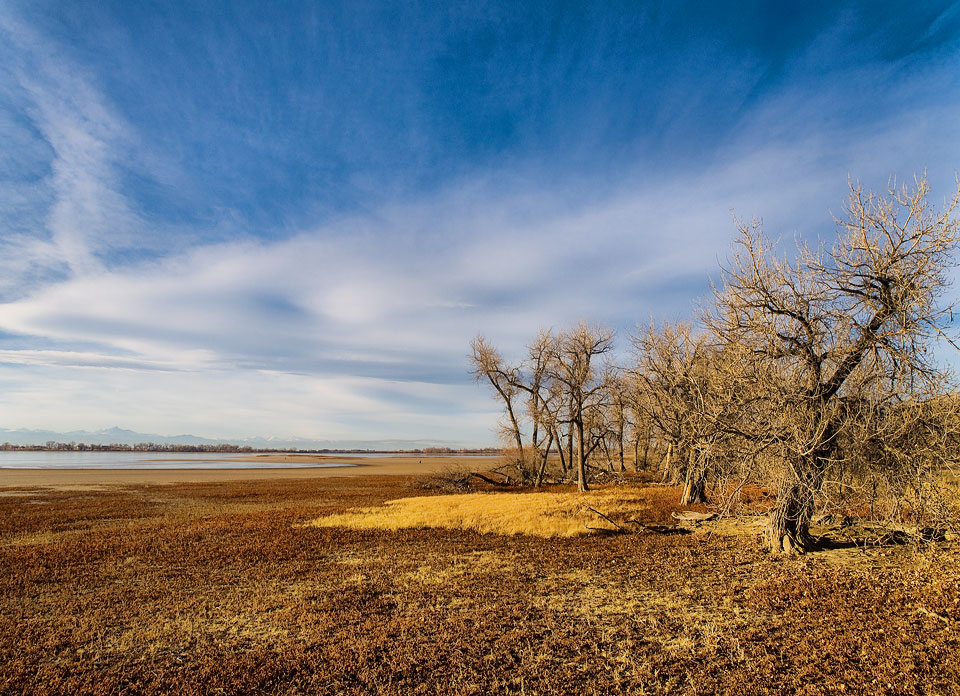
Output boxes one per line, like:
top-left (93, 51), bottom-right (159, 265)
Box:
top-left (765, 434), bottom-right (833, 553)
top-left (764, 479), bottom-right (818, 554)
top-left (554, 428), bottom-right (568, 473)
top-left (487, 378), bottom-right (524, 462)
top-left (660, 439), bottom-right (674, 483)
top-left (534, 431), bottom-right (554, 488)
top-left (598, 436), bottom-right (613, 472)
top-left (667, 445), bottom-right (686, 485)
top-left (641, 427), bottom-right (651, 471)
top-left (576, 420), bottom-right (588, 492)
top-left (617, 428), bottom-right (625, 473)
top-left (681, 451), bottom-right (708, 505)
top-left (530, 392), bottom-right (540, 458)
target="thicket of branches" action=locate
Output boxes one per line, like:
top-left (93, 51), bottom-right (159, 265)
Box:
top-left (471, 177), bottom-right (960, 553)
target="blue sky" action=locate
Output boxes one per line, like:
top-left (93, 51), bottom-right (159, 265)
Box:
top-left (1, 1), bottom-right (959, 445)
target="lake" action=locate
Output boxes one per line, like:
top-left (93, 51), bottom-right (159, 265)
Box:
top-left (0, 451), bottom-right (356, 469)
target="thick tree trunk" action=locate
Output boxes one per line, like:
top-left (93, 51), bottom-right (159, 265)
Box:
top-left (667, 446), bottom-right (686, 485)
top-left (765, 434), bottom-right (833, 553)
top-left (764, 478), bottom-right (818, 554)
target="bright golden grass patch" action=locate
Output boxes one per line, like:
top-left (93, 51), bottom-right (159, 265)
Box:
top-left (306, 486), bottom-right (652, 537)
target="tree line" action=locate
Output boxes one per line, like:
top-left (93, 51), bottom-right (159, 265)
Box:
top-left (471, 177), bottom-right (960, 553)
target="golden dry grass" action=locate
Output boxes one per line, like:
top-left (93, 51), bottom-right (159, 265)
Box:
top-left (306, 485), bottom-right (654, 537)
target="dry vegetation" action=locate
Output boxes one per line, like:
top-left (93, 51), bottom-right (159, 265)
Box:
top-left (2, 474), bottom-right (959, 696)
top-left (307, 486), bottom-right (660, 537)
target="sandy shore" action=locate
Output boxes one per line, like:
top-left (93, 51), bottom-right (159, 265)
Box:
top-left (0, 454), bottom-right (500, 488)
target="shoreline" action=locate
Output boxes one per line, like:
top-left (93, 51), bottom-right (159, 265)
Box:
top-left (0, 454), bottom-right (499, 487)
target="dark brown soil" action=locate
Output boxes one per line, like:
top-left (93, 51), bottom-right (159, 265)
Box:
top-left (1, 476), bottom-right (957, 695)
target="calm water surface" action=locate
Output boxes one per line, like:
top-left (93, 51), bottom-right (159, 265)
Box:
top-left (0, 451), bottom-right (356, 469)
top-left (0, 451), bottom-right (491, 469)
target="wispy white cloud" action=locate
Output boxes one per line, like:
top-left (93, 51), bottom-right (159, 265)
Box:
top-left (0, 8), bottom-right (142, 294)
top-left (0, 349), bottom-right (194, 371)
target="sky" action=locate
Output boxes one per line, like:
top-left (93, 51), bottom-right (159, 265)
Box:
top-left (1, 1), bottom-right (959, 445)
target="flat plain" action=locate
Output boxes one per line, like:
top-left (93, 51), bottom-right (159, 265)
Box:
top-left (1, 467), bottom-right (958, 695)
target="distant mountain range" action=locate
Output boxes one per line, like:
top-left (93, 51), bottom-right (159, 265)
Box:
top-left (0, 426), bottom-right (478, 451)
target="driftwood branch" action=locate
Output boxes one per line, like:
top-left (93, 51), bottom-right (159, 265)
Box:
top-left (584, 506), bottom-right (624, 531)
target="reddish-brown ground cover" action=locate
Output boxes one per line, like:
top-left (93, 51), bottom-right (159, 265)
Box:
top-left (0, 475), bottom-right (957, 695)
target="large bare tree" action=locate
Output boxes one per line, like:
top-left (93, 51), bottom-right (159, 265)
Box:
top-left (705, 177), bottom-right (960, 552)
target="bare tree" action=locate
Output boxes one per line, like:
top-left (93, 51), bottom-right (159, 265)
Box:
top-left (705, 176), bottom-right (960, 552)
top-left (632, 321), bottom-right (749, 504)
top-left (621, 369), bottom-right (659, 471)
top-left (830, 381), bottom-right (960, 535)
top-left (874, 390), bottom-right (960, 534)
top-left (518, 330), bottom-right (561, 486)
top-left (604, 370), bottom-right (631, 473)
top-left (470, 336), bottom-right (525, 461)
top-left (632, 322), bottom-right (700, 492)
top-left (546, 323), bottom-right (615, 491)
top-left (471, 325), bottom-right (615, 490)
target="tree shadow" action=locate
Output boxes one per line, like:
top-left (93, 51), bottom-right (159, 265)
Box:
top-left (812, 527), bottom-right (943, 552)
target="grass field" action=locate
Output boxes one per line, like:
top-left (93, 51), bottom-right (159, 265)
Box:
top-left (1, 474), bottom-right (958, 695)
